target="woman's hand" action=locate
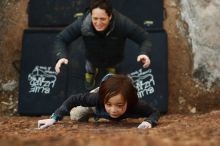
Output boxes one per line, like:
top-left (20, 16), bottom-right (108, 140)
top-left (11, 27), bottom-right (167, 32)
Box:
top-left (55, 58), bottom-right (68, 74)
top-left (137, 54), bottom-right (150, 68)
top-left (38, 118), bottom-right (56, 129)
top-left (137, 121), bottom-right (152, 129)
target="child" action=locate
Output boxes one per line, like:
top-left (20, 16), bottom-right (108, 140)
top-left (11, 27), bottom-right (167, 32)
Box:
top-left (38, 74), bottom-right (160, 129)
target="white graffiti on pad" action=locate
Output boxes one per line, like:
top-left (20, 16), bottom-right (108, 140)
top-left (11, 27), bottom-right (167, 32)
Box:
top-left (28, 66), bottom-right (57, 94)
top-left (129, 69), bottom-right (155, 98)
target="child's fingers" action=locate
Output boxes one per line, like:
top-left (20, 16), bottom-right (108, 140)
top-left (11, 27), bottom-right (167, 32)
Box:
top-left (38, 124), bottom-right (48, 129)
top-left (37, 120), bottom-right (46, 128)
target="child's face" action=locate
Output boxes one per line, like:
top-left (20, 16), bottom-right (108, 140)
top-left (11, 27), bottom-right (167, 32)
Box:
top-left (104, 94), bottom-right (127, 118)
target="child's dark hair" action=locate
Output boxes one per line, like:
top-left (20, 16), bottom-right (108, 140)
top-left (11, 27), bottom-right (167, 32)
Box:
top-left (90, 0), bottom-right (113, 16)
top-left (99, 74), bottom-right (138, 110)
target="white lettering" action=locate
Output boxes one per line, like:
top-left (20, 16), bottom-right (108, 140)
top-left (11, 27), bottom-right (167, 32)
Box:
top-left (28, 66), bottom-right (57, 94)
top-left (129, 68), bottom-right (156, 98)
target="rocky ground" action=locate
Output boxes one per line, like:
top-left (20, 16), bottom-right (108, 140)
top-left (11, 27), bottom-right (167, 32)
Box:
top-left (0, 0), bottom-right (220, 146)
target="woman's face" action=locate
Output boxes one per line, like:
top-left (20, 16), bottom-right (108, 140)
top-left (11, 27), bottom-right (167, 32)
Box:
top-left (91, 8), bottom-right (112, 32)
top-left (104, 94), bottom-right (127, 118)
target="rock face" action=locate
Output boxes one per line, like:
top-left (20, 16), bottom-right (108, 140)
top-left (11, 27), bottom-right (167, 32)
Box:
top-left (179, 0), bottom-right (220, 88)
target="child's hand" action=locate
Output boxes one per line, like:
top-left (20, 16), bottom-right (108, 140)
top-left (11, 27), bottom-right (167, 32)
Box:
top-left (137, 121), bottom-right (152, 129)
top-left (38, 119), bottom-right (56, 129)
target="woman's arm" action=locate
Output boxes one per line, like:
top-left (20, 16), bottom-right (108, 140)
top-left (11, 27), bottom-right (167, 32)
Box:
top-left (115, 11), bottom-right (152, 68)
top-left (53, 18), bottom-right (82, 62)
top-left (116, 10), bottom-right (152, 56)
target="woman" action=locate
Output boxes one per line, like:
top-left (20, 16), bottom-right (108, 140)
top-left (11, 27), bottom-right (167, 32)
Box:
top-left (54, 0), bottom-right (152, 89)
top-left (38, 74), bottom-right (160, 129)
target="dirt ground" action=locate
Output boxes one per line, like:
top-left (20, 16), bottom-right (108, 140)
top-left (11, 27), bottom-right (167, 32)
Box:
top-left (0, 0), bottom-right (220, 146)
top-left (0, 111), bottom-right (220, 146)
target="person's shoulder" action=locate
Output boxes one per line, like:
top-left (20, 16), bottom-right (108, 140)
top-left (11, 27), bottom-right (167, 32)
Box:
top-left (112, 9), bottom-right (134, 25)
top-left (112, 9), bottom-right (125, 19)
top-left (87, 92), bottom-right (100, 101)
top-left (135, 99), bottom-right (151, 108)
top-left (72, 10), bottom-right (90, 24)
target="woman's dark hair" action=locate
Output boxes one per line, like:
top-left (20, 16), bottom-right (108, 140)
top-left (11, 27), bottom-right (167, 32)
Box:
top-left (99, 74), bottom-right (138, 110)
top-left (90, 0), bottom-right (113, 16)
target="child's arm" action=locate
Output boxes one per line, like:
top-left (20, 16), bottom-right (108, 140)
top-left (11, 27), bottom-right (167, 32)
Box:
top-left (53, 92), bottom-right (98, 120)
top-left (132, 100), bottom-right (160, 128)
top-left (37, 92), bottom-right (98, 129)
top-left (143, 107), bottom-right (160, 127)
